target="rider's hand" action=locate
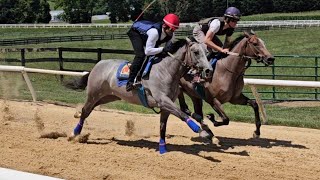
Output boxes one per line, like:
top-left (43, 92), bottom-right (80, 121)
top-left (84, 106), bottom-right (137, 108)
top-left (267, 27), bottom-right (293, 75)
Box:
top-left (162, 43), bottom-right (172, 54)
top-left (220, 48), bottom-right (229, 54)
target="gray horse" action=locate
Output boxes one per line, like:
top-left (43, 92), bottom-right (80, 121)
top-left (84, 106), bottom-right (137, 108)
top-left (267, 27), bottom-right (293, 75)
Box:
top-left (66, 38), bottom-right (213, 154)
top-left (179, 31), bottom-right (275, 138)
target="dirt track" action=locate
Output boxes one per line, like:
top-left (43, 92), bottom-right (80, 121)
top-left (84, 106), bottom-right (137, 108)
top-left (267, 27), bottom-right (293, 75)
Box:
top-left (1, 99), bottom-right (320, 180)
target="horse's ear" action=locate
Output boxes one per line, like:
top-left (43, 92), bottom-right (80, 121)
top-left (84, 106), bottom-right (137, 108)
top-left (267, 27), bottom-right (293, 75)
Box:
top-left (186, 37), bottom-right (191, 43)
top-left (243, 31), bottom-right (250, 38)
top-left (250, 29), bottom-right (256, 35)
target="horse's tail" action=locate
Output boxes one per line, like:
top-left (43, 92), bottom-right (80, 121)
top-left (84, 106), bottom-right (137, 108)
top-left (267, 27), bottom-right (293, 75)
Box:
top-left (63, 72), bottom-right (90, 91)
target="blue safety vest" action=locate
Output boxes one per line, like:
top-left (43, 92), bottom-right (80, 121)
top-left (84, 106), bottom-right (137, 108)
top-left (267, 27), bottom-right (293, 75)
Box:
top-left (131, 20), bottom-right (171, 47)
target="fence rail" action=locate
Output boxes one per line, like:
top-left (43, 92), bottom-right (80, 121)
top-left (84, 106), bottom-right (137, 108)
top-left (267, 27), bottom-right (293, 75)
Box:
top-left (1, 20), bottom-right (320, 28)
top-left (1, 22), bottom-right (319, 47)
top-left (0, 47), bottom-right (319, 101)
top-left (0, 31), bottom-right (194, 46)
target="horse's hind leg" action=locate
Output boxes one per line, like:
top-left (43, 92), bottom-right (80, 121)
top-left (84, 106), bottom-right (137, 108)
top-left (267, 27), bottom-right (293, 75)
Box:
top-left (230, 93), bottom-right (261, 138)
top-left (73, 95), bottom-right (120, 136)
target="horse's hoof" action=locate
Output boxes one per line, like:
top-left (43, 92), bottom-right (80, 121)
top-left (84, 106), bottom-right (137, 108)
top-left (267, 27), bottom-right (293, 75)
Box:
top-left (212, 137), bottom-right (221, 146)
top-left (68, 133), bottom-right (77, 141)
top-left (253, 132), bottom-right (260, 138)
top-left (223, 120), bottom-right (229, 125)
top-left (159, 147), bottom-right (167, 154)
top-left (159, 139), bottom-right (167, 154)
top-left (74, 111), bottom-right (81, 118)
top-left (199, 129), bottom-right (213, 142)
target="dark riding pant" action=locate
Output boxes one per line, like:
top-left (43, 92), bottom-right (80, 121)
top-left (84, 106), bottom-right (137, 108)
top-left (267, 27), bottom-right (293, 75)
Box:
top-left (127, 29), bottom-right (146, 83)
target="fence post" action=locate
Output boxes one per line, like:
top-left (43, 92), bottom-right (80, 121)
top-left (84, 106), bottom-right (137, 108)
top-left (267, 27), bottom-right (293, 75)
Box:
top-left (97, 48), bottom-right (102, 62)
top-left (272, 63), bottom-right (276, 100)
top-left (21, 48), bottom-right (25, 66)
top-left (58, 47), bottom-right (64, 81)
top-left (315, 57), bottom-right (319, 100)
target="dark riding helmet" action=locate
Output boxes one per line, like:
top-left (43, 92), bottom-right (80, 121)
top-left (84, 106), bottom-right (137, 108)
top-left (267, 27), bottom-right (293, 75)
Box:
top-left (224, 7), bottom-right (241, 20)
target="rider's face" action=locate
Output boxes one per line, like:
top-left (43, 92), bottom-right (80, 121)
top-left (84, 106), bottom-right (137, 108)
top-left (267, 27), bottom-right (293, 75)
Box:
top-left (228, 18), bottom-right (238, 28)
top-left (163, 25), bottom-right (174, 36)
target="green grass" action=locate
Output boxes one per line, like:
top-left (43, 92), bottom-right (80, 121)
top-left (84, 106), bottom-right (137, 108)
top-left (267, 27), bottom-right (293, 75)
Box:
top-left (0, 27), bottom-right (320, 129)
top-left (242, 10), bottom-right (320, 21)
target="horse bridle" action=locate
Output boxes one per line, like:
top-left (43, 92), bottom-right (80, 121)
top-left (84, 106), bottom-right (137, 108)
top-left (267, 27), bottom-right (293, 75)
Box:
top-left (168, 41), bottom-right (199, 72)
top-left (226, 34), bottom-right (265, 70)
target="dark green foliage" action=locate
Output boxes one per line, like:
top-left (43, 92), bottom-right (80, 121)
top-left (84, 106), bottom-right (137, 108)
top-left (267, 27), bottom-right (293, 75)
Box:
top-left (55, 0), bottom-right (95, 23)
top-left (107, 0), bottom-right (130, 23)
top-left (0, 0), bottom-right (51, 23)
top-left (1, 0), bottom-right (320, 24)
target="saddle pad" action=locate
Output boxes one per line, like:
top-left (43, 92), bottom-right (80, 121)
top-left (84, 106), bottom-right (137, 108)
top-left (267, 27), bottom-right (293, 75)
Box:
top-left (116, 61), bottom-right (130, 80)
top-left (116, 61), bottom-right (130, 87)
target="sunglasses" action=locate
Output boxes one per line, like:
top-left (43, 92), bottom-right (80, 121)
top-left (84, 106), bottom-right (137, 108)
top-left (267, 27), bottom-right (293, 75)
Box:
top-left (230, 19), bottom-right (239, 23)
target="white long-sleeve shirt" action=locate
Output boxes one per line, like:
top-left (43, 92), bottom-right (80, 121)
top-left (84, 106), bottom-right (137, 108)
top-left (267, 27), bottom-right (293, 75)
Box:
top-left (145, 28), bottom-right (175, 56)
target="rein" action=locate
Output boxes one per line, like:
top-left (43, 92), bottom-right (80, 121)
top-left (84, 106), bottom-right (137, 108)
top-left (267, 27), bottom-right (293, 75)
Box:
top-left (168, 43), bottom-right (193, 75)
top-left (221, 36), bottom-right (260, 73)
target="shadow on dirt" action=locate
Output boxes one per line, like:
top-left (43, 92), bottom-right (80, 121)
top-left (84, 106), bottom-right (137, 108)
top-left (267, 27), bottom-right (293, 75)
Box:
top-left (85, 135), bottom-right (307, 163)
top-left (215, 136), bottom-right (307, 149)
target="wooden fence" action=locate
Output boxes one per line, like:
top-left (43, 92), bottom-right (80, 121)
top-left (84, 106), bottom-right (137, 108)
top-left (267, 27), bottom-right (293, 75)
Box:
top-left (1, 47), bottom-right (319, 101)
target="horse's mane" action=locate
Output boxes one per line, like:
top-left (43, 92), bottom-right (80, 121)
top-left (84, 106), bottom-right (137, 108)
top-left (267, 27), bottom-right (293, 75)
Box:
top-left (229, 35), bottom-right (246, 50)
top-left (168, 39), bottom-right (187, 53)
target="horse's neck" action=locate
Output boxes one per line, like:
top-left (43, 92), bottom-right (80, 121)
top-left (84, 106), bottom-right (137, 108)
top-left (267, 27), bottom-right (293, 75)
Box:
top-left (222, 39), bottom-right (247, 74)
top-left (159, 47), bottom-right (187, 81)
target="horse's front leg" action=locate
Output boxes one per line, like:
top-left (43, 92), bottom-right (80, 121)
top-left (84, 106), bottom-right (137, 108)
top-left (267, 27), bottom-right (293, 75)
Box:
top-left (159, 111), bottom-right (170, 154)
top-left (230, 93), bottom-right (261, 138)
top-left (177, 90), bottom-right (191, 116)
top-left (158, 96), bottom-right (213, 141)
top-left (189, 97), bottom-right (215, 138)
top-left (206, 98), bottom-right (230, 127)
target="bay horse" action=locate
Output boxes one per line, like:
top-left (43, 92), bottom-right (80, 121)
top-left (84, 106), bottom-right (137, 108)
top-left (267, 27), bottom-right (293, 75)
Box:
top-left (178, 31), bottom-right (275, 138)
top-left (65, 38), bottom-right (213, 154)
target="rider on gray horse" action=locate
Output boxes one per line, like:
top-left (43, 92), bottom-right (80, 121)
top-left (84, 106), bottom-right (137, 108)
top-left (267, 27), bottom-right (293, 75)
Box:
top-left (126, 13), bottom-right (180, 92)
top-left (193, 7), bottom-right (241, 61)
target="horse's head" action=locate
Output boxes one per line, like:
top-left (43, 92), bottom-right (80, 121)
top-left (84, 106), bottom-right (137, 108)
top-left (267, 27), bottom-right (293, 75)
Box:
top-left (185, 37), bottom-right (213, 79)
top-left (243, 30), bottom-right (275, 66)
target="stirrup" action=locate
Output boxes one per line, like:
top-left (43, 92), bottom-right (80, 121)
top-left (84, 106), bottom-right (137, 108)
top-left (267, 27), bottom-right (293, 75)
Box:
top-left (133, 77), bottom-right (142, 86)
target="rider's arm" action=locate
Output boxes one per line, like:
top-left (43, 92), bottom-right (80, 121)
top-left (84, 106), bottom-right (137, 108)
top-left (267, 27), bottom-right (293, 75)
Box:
top-left (204, 19), bottom-right (229, 54)
top-left (204, 31), bottom-right (223, 52)
top-left (223, 35), bottom-right (232, 48)
top-left (145, 28), bottom-right (163, 56)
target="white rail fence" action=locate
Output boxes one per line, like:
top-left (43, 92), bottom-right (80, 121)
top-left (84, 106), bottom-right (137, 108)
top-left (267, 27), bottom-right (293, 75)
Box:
top-left (0, 65), bottom-right (320, 123)
top-left (1, 20), bottom-right (320, 28)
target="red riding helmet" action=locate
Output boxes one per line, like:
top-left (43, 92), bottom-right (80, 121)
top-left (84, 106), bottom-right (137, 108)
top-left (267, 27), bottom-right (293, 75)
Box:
top-left (163, 13), bottom-right (180, 31)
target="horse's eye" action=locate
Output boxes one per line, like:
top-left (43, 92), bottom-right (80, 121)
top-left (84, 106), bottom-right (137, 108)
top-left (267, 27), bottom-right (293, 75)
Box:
top-left (194, 51), bottom-right (199, 56)
top-left (253, 42), bottom-right (259, 46)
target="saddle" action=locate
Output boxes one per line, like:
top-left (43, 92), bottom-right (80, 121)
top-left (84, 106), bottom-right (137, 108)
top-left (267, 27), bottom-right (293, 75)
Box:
top-left (116, 56), bottom-right (162, 109)
top-left (116, 55), bottom-right (160, 86)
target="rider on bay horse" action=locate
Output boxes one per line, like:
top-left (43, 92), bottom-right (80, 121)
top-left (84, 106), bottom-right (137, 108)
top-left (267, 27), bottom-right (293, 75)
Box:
top-left (193, 7), bottom-right (241, 63)
top-left (126, 13), bottom-right (180, 92)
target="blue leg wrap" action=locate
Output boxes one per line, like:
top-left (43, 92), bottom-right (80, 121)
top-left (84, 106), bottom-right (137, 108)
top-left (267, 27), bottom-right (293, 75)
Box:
top-left (73, 119), bottom-right (84, 135)
top-left (159, 138), bottom-right (167, 154)
top-left (185, 118), bottom-right (200, 133)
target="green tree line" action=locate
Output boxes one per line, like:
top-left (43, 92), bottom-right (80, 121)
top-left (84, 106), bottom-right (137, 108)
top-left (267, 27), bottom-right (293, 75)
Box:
top-left (53, 0), bottom-right (320, 23)
top-left (0, 0), bottom-right (51, 23)
top-left (1, 0), bottom-right (320, 24)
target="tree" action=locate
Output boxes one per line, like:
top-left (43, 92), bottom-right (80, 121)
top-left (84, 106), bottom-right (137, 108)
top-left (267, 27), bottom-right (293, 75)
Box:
top-left (107, 0), bottom-right (130, 23)
top-left (55, 0), bottom-right (95, 23)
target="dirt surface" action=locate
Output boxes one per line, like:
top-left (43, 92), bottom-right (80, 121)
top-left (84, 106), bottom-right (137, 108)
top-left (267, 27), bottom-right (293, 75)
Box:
top-left (1, 99), bottom-right (320, 180)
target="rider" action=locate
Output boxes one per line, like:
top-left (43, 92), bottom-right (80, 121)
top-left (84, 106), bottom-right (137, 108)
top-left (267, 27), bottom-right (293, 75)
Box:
top-left (193, 7), bottom-right (241, 61)
top-left (126, 13), bottom-right (180, 92)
